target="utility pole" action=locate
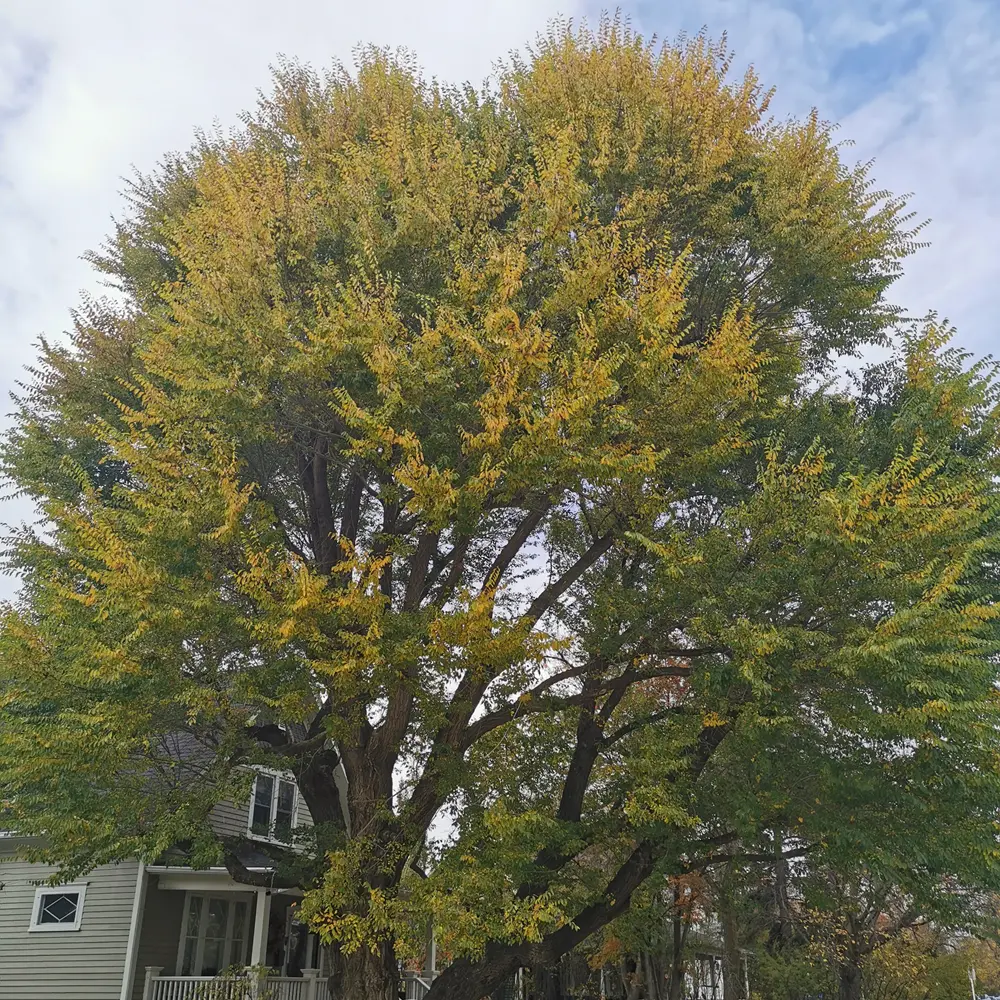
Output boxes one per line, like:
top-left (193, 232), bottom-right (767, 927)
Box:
top-left (969, 965), bottom-right (977, 1000)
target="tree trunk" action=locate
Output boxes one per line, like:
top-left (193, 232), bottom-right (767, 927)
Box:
top-left (643, 951), bottom-right (662, 1000)
top-left (720, 894), bottom-right (743, 1000)
top-left (667, 907), bottom-right (685, 1000)
top-left (772, 829), bottom-right (794, 948)
top-left (423, 946), bottom-right (524, 1000)
top-left (533, 962), bottom-right (562, 1000)
top-left (837, 961), bottom-right (862, 1000)
top-left (623, 955), bottom-right (642, 1000)
top-left (331, 942), bottom-right (399, 1000)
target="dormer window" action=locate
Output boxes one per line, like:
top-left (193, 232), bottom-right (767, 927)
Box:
top-left (249, 771), bottom-right (297, 844)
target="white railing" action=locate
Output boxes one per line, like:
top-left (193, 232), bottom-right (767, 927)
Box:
top-left (147, 979), bottom-right (242, 1000)
top-left (402, 970), bottom-right (438, 1000)
top-left (143, 969), bottom-right (322, 1000)
top-left (145, 967), bottom-right (438, 1000)
top-left (261, 979), bottom-right (311, 1000)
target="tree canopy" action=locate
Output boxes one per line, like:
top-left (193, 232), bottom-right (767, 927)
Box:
top-left (2, 19), bottom-right (998, 1000)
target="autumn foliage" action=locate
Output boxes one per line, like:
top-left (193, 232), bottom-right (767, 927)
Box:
top-left (2, 19), bottom-right (999, 1000)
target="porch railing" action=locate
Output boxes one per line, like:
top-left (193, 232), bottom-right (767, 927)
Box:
top-left (145, 966), bottom-right (440, 1000)
top-left (402, 970), bottom-right (439, 1000)
top-left (143, 969), bottom-right (322, 1000)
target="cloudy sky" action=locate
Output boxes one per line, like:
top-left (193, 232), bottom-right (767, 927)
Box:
top-left (1, 0), bottom-right (997, 598)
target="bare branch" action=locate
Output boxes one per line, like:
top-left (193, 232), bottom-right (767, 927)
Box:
top-left (684, 846), bottom-right (812, 872)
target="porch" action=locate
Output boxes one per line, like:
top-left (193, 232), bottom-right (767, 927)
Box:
top-left (130, 867), bottom-right (324, 1000)
top-left (129, 867), bottom-right (444, 1000)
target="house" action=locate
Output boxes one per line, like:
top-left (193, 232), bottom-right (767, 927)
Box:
top-left (0, 767), bottom-right (332, 1000)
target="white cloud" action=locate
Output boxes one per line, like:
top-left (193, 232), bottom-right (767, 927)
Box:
top-left (836, 1), bottom-right (1000, 343)
top-left (628, 0), bottom-right (1000, 354)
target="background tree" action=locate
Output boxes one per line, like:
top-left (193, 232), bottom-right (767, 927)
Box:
top-left (3, 18), bottom-right (999, 1000)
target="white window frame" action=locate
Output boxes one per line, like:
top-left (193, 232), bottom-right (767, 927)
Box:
top-left (29, 882), bottom-right (88, 932)
top-left (247, 769), bottom-right (298, 845)
top-left (175, 891), bottom-right (252, 977)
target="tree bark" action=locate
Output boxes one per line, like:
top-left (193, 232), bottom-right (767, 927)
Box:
top-left (533, 962), bottom-right (562, 1000)
top-left (667, 903), bottom-right (685, 1000)
top-left (643, 950), bottom-right (662, 1000)
top-left (334, 942), bottom-right (399, 1000)
top-left (720, 885), bottom-right (743, 1000)
top-left (423, 946), bottom-right (525, 1000)
top-left (772, 828), bottom-right (794, 948)
top-left (837, 961), bottom-right (862, 1000)
top-left (623, 955), bottom-right (642, 1000)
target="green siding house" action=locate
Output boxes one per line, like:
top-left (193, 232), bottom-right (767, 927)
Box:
top-left (0, 774), bottom-right (328, 1000)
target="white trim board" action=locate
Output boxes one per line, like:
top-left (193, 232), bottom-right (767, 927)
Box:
top-left (119, 862), bottom-right (147, 1000)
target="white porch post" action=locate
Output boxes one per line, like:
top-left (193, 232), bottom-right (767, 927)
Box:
top-left (302, 967), bottom-right (322, 1000)
top-left (250, 889), bottom-right (272, 967)
top-left (142, 966), bottom-right (162, 1000)
top-left (248, 890), bottom-right (271, 1000)
top-left (425, 918), bottom-right (436, 976)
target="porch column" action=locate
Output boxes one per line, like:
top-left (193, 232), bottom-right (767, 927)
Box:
top-left (302, 968), bottom-right (322, 1000)
top-left (142, 966), bottom-right (162, 1000)
top-left (250, 889), bottom-right (271, 967)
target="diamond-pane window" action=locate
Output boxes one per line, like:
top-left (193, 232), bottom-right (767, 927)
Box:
top-left (39, 893), bottom-right (78, 923)
top-left (30, 884), bottom-right (87, 931)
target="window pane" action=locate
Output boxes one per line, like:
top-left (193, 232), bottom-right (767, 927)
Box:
top-left (38, 892), bottom-right (79, 924)
top-left (201, 898), bottom-right (229, 975)
top-left (251, 774), bottom-right (274, 836)
top-left (180, 895), bottom-right (203, 975)
top-left (201, 935), bottom-right (225, 977)
top-left (185, 895), bottom-right (203, 937)
top-left (181, 935), bottom-right (198, 977)
top-left (204, 897), bottom-right (227, 938)
top-left (229, 900), bottom-right (249, 967)
top-left (274, 780), bottom-right (295, 842)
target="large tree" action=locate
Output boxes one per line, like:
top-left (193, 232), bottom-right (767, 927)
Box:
top-left (3, 20), bottom-right (999, 1000)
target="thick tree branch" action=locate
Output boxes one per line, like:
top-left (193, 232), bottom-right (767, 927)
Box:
top-left (221, 848), bottom-right (303, 890)
top-left (424, 717), bottom-right (738, 1000)
top-left (537, 838), bottom-right (658, 959)
top-left (403, 531), bottom-right (440, 612)
top-left (602, 706), bottom-right (682, 748)
top-left (516, 683), bottom-right (604, 900)
top-left (295, 746), bottom-right (349, 833)
top-left (311, 438), bottom-right (337, 575)
top-left (458, 659), bottom-right (696, 751)
top-left (480, 500), bottom-right (552, 598)
top-left (403, 529), bottom-right (625, 836)
top-left (426, 533), bottom-right (471, 605)
top-left (521, 530), bottom-right (616, 628)
top-left (370, 532), bottom-right (442, 768)
top-left (338, 469), bottom-right (365, 548)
